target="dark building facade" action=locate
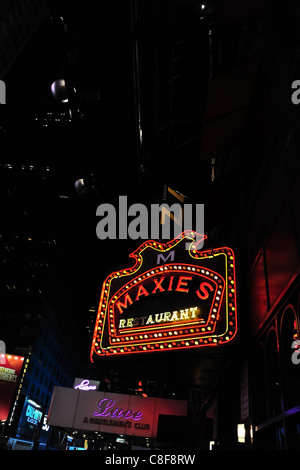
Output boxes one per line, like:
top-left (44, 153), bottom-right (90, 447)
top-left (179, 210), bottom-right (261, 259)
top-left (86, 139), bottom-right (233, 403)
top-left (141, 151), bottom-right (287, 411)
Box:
top-left (0, 151), bottom-right (89, 447)
top-left (2, 0), bottom-right (300, 451)
top-left (242, 27), bottom-right (300, 450)
top-left (201, 0), bottom-right (300, 450)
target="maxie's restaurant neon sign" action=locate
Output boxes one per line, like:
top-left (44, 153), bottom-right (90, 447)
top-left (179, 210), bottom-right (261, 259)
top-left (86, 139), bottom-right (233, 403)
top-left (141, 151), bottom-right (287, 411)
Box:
top-left (90, 230), bottom-right (238, 359)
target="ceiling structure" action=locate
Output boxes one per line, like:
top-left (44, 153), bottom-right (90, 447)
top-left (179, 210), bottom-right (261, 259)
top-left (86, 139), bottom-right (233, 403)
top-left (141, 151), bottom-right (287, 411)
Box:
top-left (2, 0), bottom-right (267, 212)
top-left (3, 0), bottom-right (213, 201)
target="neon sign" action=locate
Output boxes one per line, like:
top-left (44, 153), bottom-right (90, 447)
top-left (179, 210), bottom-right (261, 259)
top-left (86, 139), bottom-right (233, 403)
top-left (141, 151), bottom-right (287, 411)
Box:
top-left (26, 404), bottom-right (42, 426)
top-left (90, 230), bottom-right (238, 359)
top-left (75, 380), bottom-right (97, 391)
top-left (48, 387), bottom-right (187, 438)
top-left (93, 398), bottom-right (143, 421)
top-left (0, 354), bottom-right (24, 422)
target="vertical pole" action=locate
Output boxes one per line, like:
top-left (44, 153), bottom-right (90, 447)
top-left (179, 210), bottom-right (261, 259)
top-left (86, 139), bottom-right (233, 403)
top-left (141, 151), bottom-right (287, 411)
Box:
top-left (130, 0), bottom-right (143, 163)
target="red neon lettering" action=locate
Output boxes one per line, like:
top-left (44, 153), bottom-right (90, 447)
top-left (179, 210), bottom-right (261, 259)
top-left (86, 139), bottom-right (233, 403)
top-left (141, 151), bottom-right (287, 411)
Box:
top-left (116, 294), bottom-right (133, 314)
top-left (152, 277), bottom-right (165, 293)
top-left (167, 276), bottom-right (174, 291)
top-left (196, 281), bottom-right (214, 300)
top-left (135, 284), bottom-right (149, 301)
top-left (175, 276), bottom-right (192, 293)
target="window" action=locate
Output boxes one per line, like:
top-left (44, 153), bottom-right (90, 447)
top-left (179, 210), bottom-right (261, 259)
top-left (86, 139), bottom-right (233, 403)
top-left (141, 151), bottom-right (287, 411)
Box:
top-left (280, 307), bottom-right (300, 411)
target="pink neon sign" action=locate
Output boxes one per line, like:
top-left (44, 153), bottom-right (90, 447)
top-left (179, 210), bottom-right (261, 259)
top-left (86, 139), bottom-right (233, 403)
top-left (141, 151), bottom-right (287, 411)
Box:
top-left (93, 398), bottom-right (143, 421)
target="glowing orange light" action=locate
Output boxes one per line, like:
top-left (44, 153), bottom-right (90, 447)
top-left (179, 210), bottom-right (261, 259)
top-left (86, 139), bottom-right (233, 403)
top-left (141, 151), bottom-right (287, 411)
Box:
top-left (90, 230), bottom-right (238, 361)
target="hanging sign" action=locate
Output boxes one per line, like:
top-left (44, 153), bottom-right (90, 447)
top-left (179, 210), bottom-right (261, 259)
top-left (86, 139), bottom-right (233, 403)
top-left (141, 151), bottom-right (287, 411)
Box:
top-left (90, 230), bottom-right (238, 360)
top-left (0, 354), bottom-right (24, 422)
